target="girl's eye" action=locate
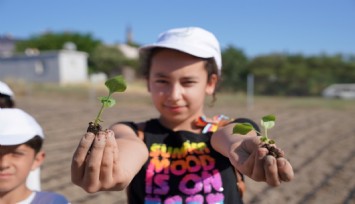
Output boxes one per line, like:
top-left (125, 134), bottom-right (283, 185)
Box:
top-left (155, 79), bottom-right (168, 84)
top-left (182, 81), bottom-right (196, 86)
top-left (12, 151), bottom-right (25, 156)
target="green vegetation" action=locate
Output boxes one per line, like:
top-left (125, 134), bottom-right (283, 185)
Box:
top-left (221, 46), bottom-right (249, 92)
top-left (221, 46), bottom-right (355, 96)
top-left (15, 32), bottom-right (101, 54)
top-left (15, 32), bottom-right (139, 77)
top-left (233, 114), bottom-right (276, 144)
top-left (14, 32), bottom-right (355, 97)
top-left (246, 54), bottom-right (355, 96)
top-left (93, 75), bottom-right (127, 126)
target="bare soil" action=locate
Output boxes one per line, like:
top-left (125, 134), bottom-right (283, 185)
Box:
top-left (15, 85), bottom-right (355, 204)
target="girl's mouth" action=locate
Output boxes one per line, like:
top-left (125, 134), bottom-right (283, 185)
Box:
top-left (0, 173), bottom-right (13, 179)
top-left (164, 105), bottom-right (186, 113)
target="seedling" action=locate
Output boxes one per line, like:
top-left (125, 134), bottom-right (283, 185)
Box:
top-left (233, 114), bottom-right (284, 158)
top-left (87, 75), bottom-right (127, 135)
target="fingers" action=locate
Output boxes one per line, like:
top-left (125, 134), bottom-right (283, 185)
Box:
top-left (84, 131), bottom-right (107, 190)
top-left (111, 133), bottom-right (120, 178)
top-left (264, 155), bottom-right (280, 186)
top-left (250, 148), bottom-right (268, 181)
top-left (100, 130), bottom-right (116, 188)
top-left (277, 158), bottom-right (294, 182)
top-left (232, 137), bottom-right (268, 181)
top-left (233, 137), bottom-right (294, 186)
top-left (264, 155), bottom-right (294, 186)
top-left (71, 132), bottom-right (95, 184)
top-left (71, 130), bottom-right (122, 192)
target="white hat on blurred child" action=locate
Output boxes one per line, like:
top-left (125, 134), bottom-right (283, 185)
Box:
top-left (0, 81), bottom-right (14, 97)
top-left (140, 27), bottom-right (222, 74)
top-left (0, 108), bottom-right (44, 145)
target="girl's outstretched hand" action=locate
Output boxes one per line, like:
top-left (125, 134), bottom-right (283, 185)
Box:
top-left (229, 136), bottom-right (294, 186)
top-left (71, 130), bottom-right (128, 193)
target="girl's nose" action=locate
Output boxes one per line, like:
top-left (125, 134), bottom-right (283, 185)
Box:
top-left (0, 156), bottom-right (10, 170)
top-left (168, 84), bottom-right (183, 101)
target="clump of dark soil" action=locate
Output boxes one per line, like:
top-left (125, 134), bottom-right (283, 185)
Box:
top-left (261, 143), bottom-right (284, 158)
top-left (87, 122), bottom-right (102, 135)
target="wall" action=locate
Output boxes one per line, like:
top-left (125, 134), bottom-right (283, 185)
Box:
top-left (58, 50), bottom-right (88, 85)
top-left (0, 50), bottom-right (88, 85)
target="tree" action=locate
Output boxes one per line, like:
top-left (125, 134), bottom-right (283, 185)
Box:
top-left (15, 31), bottom-right (101, 54)
top-left (248, 53), bottom-right (355, 96)
top-left (221, 45), bottom-right (249, 92)
top-left (90, 44), bottom-right (133, 77)
top-left (14, 31), bottom-right (140, 76)
top-left (247, 54), bottom-right (282, 95)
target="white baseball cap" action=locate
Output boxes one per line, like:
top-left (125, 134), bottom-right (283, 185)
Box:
top-left (0, 81), bottom-right (14, 97)
top-left (140, 27), bottom-right (222, 74)
top-left (0, 108), bottom-right (44, 145)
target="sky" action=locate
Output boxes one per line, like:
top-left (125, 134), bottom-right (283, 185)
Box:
top-left (1, 0), bottom-right (354, 57)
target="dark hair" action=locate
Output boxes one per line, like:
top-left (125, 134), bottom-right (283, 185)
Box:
top-left (140, 48), bottom-right (220, 104)
top-left (23, 135), bottom-right (43, 154)
top-left (0, 93), bottom-right (15, 108)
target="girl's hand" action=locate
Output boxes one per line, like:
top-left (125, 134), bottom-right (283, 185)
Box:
top-left (71, 130), bottom-right (128, 193)
top-left (229, 136), bottom-right (294, 186)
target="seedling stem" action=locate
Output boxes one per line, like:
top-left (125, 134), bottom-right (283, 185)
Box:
top-left (95, 75), bottom-right (126, 124)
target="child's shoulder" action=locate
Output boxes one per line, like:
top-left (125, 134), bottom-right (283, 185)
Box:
top-left (32, 191), bottom-right (69, 204)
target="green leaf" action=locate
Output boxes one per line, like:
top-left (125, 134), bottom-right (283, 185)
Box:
top-left (261, 114), bottom-right (276, 129)
top-left (233, 123), bottom-right (254, 135)
top-left (269, 140), bottom-right (276, 144)
top-left (260, 136), bottom-right (268, 143)
top-left (105, 75), bottom-right (127, 95)
top-left (98, 96), bottom-right (116, 108)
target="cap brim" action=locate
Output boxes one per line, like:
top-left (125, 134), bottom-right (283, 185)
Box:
top-left (0, 134), bottom-right (36, 145)
top-left (139, 43), bottom-right (214, 59)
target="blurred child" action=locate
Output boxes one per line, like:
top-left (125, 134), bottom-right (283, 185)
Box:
top-left (71, 27), bottom-right (294, 203)
top-left (0, 81), bottom-right (15, 108)
top-left (0, 81), bottom-right (42, 192)
top-left (0, 108), bottom-right (69, 203)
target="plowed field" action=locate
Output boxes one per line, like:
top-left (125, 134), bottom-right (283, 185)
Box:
top-left (14, 84), bottom-right (355, 204)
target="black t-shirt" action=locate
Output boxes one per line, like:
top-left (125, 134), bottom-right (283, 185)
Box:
top-left (124, 119), bottom-right (244, 204)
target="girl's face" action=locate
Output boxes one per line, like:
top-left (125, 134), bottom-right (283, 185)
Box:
top-left (0, 144), bottom-right (44, 196)
top-left (148, 49), bottom-right (217, 131)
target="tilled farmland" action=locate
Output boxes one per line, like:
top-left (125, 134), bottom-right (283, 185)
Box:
top-left (15, 87), bottom-right (355, 204)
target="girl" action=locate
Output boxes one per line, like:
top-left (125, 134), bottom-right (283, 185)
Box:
top-left (71, 27), bottom-right (294, 204)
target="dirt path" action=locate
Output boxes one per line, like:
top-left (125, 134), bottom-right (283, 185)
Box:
top-left (15, 89), bottom-right (355, 204)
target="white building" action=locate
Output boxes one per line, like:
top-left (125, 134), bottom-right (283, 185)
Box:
top-left (0, 49), bottom-right (88, 85)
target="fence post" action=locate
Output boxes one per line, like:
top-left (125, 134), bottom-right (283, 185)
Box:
top-left (247, 73), bottom-right (254, 111)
